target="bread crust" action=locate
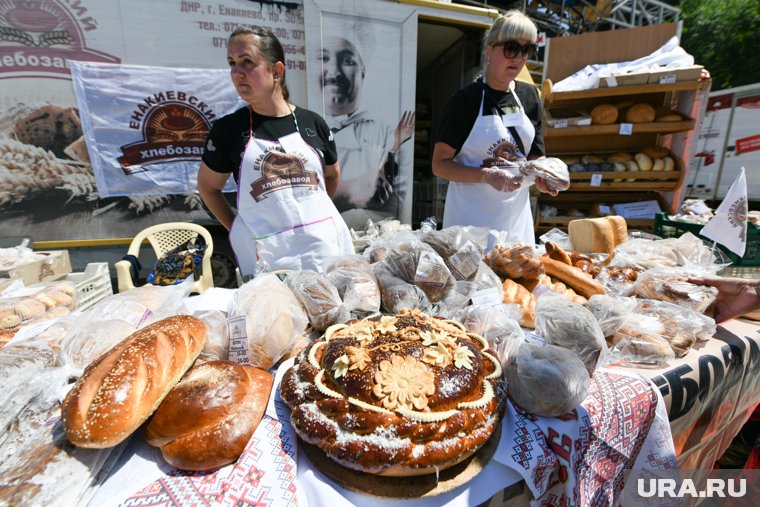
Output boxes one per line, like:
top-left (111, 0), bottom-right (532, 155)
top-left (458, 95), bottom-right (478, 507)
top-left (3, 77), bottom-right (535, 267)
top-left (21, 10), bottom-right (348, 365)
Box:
top-left (541, 257), bottom-right (606, 299)
top-left (145, 360), bottom-right (273, 470)
top-left (61, 315), bottom-right (207, 448)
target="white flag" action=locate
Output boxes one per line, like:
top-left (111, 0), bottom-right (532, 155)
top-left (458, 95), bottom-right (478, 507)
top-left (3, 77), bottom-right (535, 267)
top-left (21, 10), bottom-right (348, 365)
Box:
top-left (70, 61), bottom-right (243, 197)
top-left (700, 167), bottom-right (748, 257)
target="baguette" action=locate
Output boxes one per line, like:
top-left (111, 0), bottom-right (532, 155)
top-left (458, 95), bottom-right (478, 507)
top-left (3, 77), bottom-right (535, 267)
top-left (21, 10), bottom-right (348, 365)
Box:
top-left (545, 241), bottom-right (572, 265)
top-left (62, 315), bottom-right (207, 448)
top-left (145, 360), bottom-right (273, 471)
top-left (502, 279), bottom-right (536, 328)
top-left (541, 257), bottom-right (606, 299)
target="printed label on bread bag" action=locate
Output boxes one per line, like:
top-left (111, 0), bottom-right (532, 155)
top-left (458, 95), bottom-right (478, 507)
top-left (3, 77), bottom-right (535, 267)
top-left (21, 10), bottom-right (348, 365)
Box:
top-left (414, 251), bottom-right (450, 288)
top-left (449, 240), bottom-right (481, 279)
top-left (523, 330), bottom-right (547, 347)
top-left (471, 287), bottom-right (503, 306)
top-left (227, 315), bottom-right (250, 365)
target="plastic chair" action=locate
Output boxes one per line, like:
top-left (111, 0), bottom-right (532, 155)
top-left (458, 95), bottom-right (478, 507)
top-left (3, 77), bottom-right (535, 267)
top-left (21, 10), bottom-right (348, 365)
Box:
top-left (114, 222), bottom-right (214, 294)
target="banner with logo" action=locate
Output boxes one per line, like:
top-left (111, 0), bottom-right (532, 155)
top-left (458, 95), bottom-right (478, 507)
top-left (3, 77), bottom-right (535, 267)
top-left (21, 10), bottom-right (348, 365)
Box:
top-left (0, 0), bottom-right (307, 241)
top-left (70, 61), bottom-right (243, 196)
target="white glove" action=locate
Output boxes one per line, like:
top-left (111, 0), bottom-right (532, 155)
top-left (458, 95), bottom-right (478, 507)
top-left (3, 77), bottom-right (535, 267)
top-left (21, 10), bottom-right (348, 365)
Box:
top-left (481, 165), bottom-right (523, 193)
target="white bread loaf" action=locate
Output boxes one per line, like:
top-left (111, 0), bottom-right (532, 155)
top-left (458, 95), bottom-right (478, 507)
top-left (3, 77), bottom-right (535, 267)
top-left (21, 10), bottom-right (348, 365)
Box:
top-left (663, 156), bottom-right (675, 172)
top-left (635, 152), bottom-right (653, 171)
top-left (145, 360), bottom-right (273, 471)
top-left (604, 215), bottom-right (628, 246)
top-left (61, 315), bottom-right (207, 448)
top-left (652, 158), bottom-right (665, 171)
top-left (568, 217), bottom-right (615, 254)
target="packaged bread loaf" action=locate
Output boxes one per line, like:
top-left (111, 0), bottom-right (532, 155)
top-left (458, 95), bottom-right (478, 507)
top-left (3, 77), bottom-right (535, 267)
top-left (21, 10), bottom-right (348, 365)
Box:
top-left (485, 242), bottom-right (545, 281)
top-left (145, 360), bottom-right (273, 471)
top-left (285, 270), bottom-right (348, 332)
top-left (61, 315), bottom-right (207, 448)
top-left (325, 255), bottom-right (382, 315)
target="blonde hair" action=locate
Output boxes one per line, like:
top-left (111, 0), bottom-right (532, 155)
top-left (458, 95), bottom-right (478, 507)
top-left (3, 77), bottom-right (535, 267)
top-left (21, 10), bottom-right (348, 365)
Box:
top-left (484, 10), bottom-right (538, 47)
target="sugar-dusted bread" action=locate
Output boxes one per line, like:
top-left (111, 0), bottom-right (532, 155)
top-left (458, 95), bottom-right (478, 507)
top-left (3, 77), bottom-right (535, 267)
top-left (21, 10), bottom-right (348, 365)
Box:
top-left (145, 360), bottom-right (273, 471)
top-left (280, 309), bottom-right (505, 477)
top-left (568, 217), bottom-right (615, 254)
top-left (61, 315), bottom-right (207, 448)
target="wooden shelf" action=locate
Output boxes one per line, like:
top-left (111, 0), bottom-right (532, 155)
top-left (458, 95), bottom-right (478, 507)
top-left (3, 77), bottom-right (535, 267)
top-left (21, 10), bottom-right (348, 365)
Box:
top-left (544, 81), bottom-right (703, 103)
top-left (546, 119), bottom-right (694, 137)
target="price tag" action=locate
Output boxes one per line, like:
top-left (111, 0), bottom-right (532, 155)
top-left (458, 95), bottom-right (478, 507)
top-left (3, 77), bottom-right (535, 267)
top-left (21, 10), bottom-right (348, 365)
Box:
top-left (554, 119), bottom-right (568, 129)
top-left (471, 287), bottom-right (502, 306)
top-left (227, 315), bottom-right (250, 365)
top-left (523, 330), bottom-right (546, 346)
top-left (605, 76), bottom-right (618, 87)
top-left (619, 123), bottom-right (633, 136)
top-left (659, 74), bottom-right (677, 84)
top-left (590, 173), bottom-right (603, 187)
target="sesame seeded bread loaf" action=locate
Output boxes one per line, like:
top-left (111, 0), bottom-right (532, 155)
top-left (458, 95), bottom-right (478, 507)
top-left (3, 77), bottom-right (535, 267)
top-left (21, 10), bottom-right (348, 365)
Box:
top-left (280, 309), bottom-right (505, 477)
top-left (145, 360), bottom-right (273, 471)
top-left (61, 315), bottom-right (207, 448)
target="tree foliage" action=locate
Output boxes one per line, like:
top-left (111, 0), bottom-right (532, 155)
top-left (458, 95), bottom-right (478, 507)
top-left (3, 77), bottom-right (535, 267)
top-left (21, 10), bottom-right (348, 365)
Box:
top-left (680, 0), bottom-right (760, 90)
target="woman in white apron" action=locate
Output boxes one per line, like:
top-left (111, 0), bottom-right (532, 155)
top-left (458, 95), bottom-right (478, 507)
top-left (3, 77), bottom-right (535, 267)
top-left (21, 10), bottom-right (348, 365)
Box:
top-left (197, 25), bottom-right (353, 278)
top-left (432, 11), bottom-right (556, 245)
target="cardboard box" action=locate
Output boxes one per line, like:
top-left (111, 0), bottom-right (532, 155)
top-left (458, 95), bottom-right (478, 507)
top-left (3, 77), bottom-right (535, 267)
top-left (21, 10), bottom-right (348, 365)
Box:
top-left (647, 65), bottom-right (704, 84)
top-left (0, 250), bottom-right (72, 285)
top-left (599, 71), bottom-right (651, 88)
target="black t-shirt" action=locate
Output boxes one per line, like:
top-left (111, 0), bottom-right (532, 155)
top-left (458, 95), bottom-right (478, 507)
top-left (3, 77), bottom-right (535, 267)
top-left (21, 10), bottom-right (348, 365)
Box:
top-left (435, 79), bottom-right (545, 159)
top-left (202, 105), bottom-right (338, 183)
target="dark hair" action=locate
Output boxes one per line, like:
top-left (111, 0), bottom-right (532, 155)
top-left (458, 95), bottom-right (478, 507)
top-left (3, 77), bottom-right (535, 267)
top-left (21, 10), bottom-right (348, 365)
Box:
top-left (229, 25), bottom-right (290, 101)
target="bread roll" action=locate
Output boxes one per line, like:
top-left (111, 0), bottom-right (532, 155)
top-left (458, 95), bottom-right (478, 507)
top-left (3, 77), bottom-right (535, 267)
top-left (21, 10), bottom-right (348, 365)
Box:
top-left (652, 158), bottom-right (665, 171)
top-left (568, 217), bottom-right (615, 254)
top-left (62, 315), bottom-right (207, 448)
top-left (145, 360), bottom-right (273, 471)
top-left (624, 160), bottom-right (639, 182)
top-left (590, 104), bottom-right (618, 125)
top-left (502, 279), bottom-right (536, 328)
top-left (635, 152), bottom-right (653, 171)
top-left (642, 146), bottom-right (670, 158)
top-left (663, 156), bottom-right (675, 172)
top-left (624, 103), bottom-right (656, 123)
top-left (604, 215), bottom-right (628, 246)
top-left (581, 154), bottom-right (605, 164)
top-left (541, 257), bottom-right (606, 299)
top-left (607, 152), bottom-right (633, 163)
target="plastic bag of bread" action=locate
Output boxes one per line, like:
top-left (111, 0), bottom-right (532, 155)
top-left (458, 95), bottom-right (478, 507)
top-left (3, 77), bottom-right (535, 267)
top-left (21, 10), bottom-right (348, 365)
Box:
top-left (608, 315), bottom-right (675, 367)
top-left (373, 261), bottom-right (432, 313)
top-left (585, 294), bottom-right (639, 337)
top-left (519, 157), bottom-right (570, 192)
top-left (634, 298), bottom-right (716, 346)
top-left (504, 342), bottom-right (590, 417)
top-left (324, 255), bottom-right (381, 316)
top-left (420, 226), bottom-right (485, 280)
top-left (631, 266), bottom-right (718, 314)
top-left (455, 304), bottom-right (524, 363)
top-left (470, 262), bottom-right (505, 301)
top-left (594, 265), bottom-right (643, 296)
top-left (192, 310), bottom-right (230, 362)
top-left (383, 238), bottom-right (456, 303)
top-left (231, 273), bottom-right (308, 370)
top-left (432, 280), bottom-right (479, 319)
top-left (485, 242), bottom-right (545, 281)
top-left (535, 292), bottom-right (608, 375)
top-left (656, 233), bottom-right (731, 270)
top-left (285, 270), bottom-right (349, 332)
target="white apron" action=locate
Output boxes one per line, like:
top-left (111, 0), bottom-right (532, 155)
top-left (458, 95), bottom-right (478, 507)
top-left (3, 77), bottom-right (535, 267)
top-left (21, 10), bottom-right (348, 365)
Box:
top-left (229, 108), bottom-right (353, 278)
top-left (442, 83), bottom-right (536, 245)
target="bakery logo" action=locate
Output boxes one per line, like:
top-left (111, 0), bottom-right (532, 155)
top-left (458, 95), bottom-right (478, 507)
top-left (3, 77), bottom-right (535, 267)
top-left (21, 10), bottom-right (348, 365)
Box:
top-left (0, 0), bottom-right (120, 78)
top-left (249, 148), bottom-right (318, 201)
top-left (488, 140), bottom-right (521, 161)
top-left (728, 196), bottom-right (748, 240)
top-left (117, 98), bottom-right (213, 173)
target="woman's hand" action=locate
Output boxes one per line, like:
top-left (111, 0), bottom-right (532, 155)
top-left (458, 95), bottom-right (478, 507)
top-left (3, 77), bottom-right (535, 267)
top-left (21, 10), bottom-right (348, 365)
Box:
top-left (535, 177), bottom-right (558, 196)
top-left (688, 276), bottom-right (760, 323)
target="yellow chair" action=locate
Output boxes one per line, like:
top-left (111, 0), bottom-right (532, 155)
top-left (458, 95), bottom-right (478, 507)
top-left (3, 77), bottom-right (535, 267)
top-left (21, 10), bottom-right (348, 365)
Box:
top-left (114, 222), bottom-right (214, 294)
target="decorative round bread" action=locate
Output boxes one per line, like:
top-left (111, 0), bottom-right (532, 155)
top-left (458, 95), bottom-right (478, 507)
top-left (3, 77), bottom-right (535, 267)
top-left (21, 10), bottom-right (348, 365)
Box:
top-left (280, 309), bottom-right (505, 477)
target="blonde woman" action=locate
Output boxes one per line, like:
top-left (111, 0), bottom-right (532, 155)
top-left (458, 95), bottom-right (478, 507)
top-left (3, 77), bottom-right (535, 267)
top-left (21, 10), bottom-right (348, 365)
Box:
top-left (432, 11), bottom-right (555, 243)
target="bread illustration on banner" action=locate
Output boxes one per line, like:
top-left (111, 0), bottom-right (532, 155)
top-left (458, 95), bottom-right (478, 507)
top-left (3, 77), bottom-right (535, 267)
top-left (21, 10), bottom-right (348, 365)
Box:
top-left (145, 360), bottom-right (273, 471)
top-left (61, 315), bottom-right (207, 448)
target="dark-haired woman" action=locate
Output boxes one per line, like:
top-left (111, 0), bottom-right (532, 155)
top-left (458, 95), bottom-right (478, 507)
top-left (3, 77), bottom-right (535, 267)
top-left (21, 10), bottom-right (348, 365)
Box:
top-left (198, 25), bottom-right (353, 277)
top-left (432, 10), bottom-right (556, 244)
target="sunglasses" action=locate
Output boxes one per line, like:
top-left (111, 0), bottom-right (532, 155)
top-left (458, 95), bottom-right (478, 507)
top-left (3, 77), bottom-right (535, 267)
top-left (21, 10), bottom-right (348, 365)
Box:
top-left (494, 40), bottom-right (538, 60)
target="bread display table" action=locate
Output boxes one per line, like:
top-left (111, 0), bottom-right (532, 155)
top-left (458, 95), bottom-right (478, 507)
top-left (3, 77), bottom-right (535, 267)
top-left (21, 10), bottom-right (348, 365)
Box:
top-left (90, 360), bottom-right (673, 507)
